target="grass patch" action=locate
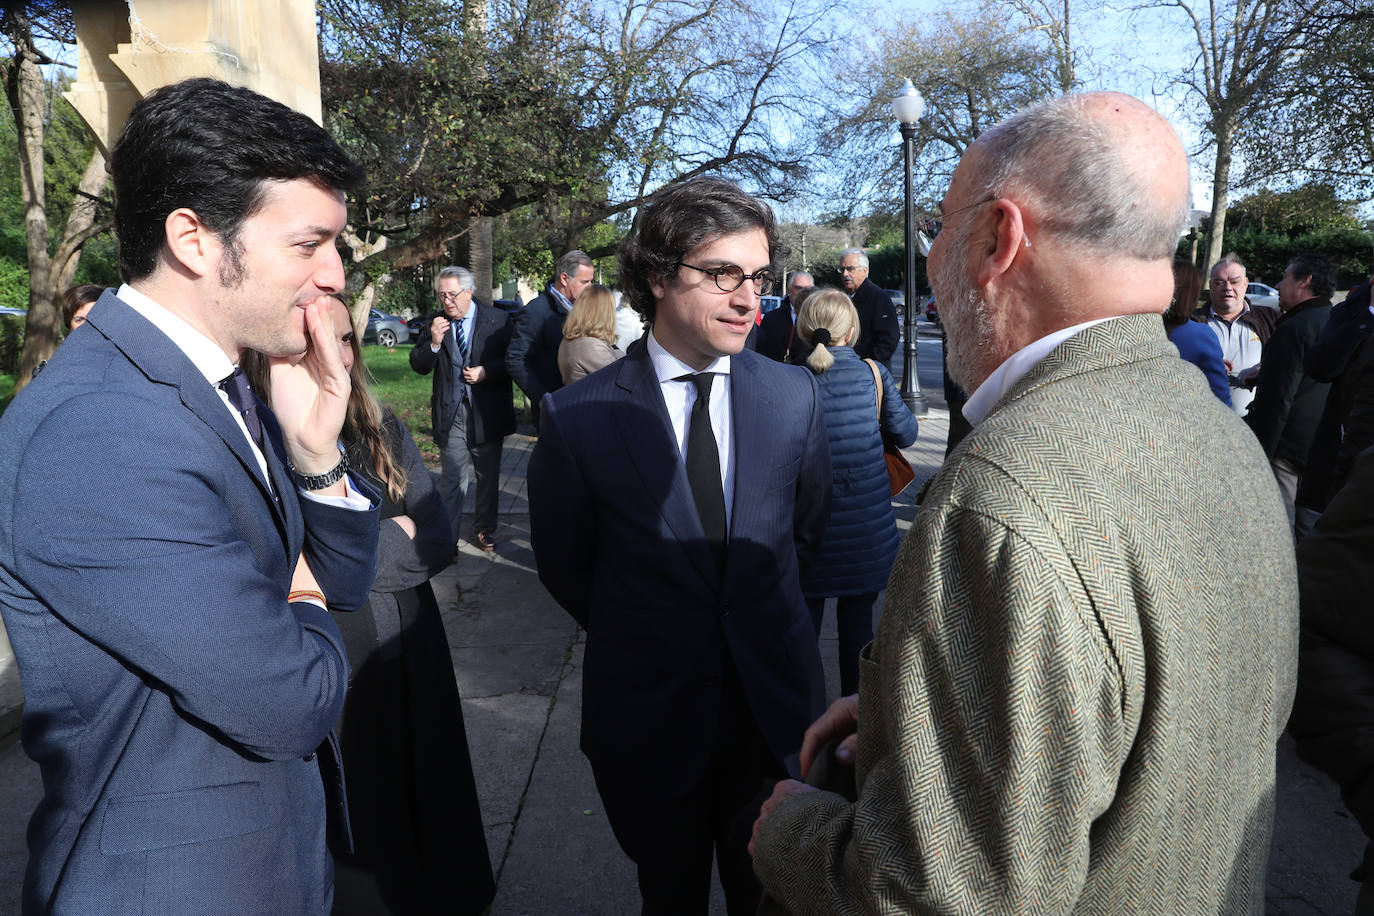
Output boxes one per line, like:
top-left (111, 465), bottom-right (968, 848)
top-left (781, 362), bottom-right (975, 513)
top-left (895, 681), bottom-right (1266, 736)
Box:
top-left (361, 344), bottom-right (531, 470)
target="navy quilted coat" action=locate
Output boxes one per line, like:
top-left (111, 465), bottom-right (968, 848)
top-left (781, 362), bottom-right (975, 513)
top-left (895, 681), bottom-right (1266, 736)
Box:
top-left (800, 347), bottom-right (919, 597)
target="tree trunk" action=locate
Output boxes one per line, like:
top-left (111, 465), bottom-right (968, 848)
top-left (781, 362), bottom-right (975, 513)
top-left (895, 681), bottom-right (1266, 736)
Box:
top-left (50, 148), bottom-right (109, 290)
top-left (470, 216), bottom-right (493, 302)
top-left (343, 229), bottom-right (389, 333)
top-left (1204, 119), bottom-right (1235, 275)
top-left (6, 7), bottom-right (56, 389)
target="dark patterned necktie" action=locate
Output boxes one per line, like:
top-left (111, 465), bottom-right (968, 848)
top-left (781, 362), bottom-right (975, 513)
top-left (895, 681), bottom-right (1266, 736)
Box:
top-left (218, 367), bottom-right (264, 451)
top-left (454, 317), bottom-right (469, 364)
top-left (679, 373), bottom-right (726, 549)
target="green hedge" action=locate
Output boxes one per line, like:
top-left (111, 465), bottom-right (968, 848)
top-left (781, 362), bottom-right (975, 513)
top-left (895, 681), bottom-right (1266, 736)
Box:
top-left (1186, 227), bottom-right (1374, 288)
top-left (0, 313), bottom-right (24, 376)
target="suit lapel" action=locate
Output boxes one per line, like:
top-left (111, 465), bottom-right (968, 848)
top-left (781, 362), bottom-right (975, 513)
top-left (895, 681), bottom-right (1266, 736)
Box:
top-left (179, 372), bottom-right (289, 534)
top-left (87, 294), bottom-right (289, 541)
top-left (613, 351), bottom-right (720, 588)
top-left (725, 354), bottom-right (773, 570)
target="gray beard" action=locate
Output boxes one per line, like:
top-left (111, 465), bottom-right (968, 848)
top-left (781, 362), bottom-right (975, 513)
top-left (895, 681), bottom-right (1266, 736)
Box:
top-left (931, 232), bottom-right (997, 394)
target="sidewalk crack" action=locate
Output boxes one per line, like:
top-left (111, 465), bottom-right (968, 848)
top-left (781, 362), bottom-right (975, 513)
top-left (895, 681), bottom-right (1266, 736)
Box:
top-left (492, 638), bottom-right (577, 887)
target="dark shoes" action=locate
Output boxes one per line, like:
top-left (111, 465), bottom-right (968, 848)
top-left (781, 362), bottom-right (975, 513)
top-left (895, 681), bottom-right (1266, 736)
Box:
top-left (474, 531), bottom-right (496, 552)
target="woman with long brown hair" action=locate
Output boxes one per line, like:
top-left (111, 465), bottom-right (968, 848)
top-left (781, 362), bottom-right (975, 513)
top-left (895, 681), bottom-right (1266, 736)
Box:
top-left (243, 296), bottom-right (494, 915)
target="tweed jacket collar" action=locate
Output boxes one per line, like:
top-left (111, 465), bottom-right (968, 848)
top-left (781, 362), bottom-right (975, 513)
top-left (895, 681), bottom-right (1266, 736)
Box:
top-left (985, 313), bottom-right (1172, 423)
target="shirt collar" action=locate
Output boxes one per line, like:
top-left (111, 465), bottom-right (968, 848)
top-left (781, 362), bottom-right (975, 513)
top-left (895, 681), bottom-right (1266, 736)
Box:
top-left (646, 329), bottom-right (731, 383)
top-left (1209, 302), bottom-right (1250, 323)
top-left (117, 283), bottom-right (236, 384)
top-left (549, 285), bottom-right (573, 314)
top-left (962, 315), bottom-right (1118, 427)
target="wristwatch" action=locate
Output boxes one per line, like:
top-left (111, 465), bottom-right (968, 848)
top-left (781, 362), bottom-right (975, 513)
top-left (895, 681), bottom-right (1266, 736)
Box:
top-left (290, 450), bottom-right (349, 491)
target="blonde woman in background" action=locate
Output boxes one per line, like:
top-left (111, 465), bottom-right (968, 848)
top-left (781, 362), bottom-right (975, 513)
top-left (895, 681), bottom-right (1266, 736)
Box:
top-left (794, 288), bottom-right (918, 695)
top-left (558, 283), bottom-right (623, 384)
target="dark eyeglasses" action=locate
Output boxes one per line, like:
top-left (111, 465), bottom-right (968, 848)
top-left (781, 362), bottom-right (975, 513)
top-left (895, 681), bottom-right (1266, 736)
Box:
top-left (678, 262), bottom-right (777, 297)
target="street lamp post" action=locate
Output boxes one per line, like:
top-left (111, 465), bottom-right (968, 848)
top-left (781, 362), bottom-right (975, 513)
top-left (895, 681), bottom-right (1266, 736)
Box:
top-left (892, 79), bottom-right (928, 417)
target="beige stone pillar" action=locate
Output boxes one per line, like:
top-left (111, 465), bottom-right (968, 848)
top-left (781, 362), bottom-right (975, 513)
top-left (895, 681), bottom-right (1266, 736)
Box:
top-left (65, 0), bottom-right (323, 155)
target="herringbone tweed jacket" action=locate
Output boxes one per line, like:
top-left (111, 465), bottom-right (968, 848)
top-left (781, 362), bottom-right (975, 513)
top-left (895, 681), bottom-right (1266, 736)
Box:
top-left (754, 314), bottom-right (1299, 914)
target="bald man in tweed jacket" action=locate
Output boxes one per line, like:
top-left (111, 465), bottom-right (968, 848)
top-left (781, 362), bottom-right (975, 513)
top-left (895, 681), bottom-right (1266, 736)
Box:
top-left (751, 93), bottom-right (1298, 913)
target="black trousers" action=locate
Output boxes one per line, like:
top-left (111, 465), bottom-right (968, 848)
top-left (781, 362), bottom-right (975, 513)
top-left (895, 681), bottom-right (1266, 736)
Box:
top-left (807, 593), bottom-right (877, 697)
top-left (592, 664), bottom-right (782, 916)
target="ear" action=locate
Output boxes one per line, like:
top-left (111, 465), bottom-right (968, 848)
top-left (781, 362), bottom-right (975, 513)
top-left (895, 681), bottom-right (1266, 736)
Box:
top-left (975, 199), bottom-right (1027, 289)
top-left (648, 271), bottom-right (668, 301)
top-left (163, 207), bottom-right (220, 280)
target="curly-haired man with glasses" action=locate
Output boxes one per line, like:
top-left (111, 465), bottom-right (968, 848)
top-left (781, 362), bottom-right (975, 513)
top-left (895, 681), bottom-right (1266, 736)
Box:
top-left (528, 176), bottom-right (832, 914)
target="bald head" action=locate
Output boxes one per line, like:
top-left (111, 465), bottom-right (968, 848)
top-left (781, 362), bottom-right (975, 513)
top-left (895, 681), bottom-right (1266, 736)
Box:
top-left (971, 91), bottom-right (1190, 261)
top-left (929, 93), bottom-right (1190, 392)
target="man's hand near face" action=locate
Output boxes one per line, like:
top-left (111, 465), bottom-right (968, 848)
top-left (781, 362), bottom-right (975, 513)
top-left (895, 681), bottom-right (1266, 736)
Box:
top-left (269, 295), bottom-right (351, 482)
top-left (430, 315), bottom-right (451, 349)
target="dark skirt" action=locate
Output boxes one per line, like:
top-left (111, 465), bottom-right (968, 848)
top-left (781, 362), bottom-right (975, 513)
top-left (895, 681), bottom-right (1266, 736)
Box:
top-left (329, 581), bottom-right (495, 915)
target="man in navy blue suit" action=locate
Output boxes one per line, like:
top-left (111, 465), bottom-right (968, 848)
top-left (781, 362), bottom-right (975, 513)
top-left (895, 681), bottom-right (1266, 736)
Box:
top-left (528, 177), bottom-right (831, 914)
top-left (0, 79), bottom-right (380, 913)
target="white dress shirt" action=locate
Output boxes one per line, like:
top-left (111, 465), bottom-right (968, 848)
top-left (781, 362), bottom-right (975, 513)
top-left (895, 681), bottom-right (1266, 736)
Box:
top-left (646, 330), bottom-right (736, 529)
top-left (963, 316), bottom-right (1118, 427)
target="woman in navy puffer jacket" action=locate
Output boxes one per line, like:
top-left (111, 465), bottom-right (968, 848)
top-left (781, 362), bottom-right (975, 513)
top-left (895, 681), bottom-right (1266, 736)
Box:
top-left (795, 289), bottom-right (919, 695)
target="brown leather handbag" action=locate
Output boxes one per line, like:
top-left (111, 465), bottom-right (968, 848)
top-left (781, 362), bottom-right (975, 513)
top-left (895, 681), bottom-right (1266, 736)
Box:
top-left (865, 359), bottom-right (915, 496)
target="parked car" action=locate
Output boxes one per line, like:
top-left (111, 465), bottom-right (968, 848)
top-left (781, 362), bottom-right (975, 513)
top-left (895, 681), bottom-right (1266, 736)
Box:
top-left (1247, 282), bottom-right (1279, 310)
top-left (0, 306), bottom-right (27, 316)
top-left (759, 295), bottom-right (783, 315)
top-left (883, 289), bottom-right (906, 316)
top-left (364, 308), bottom-right (410, 348)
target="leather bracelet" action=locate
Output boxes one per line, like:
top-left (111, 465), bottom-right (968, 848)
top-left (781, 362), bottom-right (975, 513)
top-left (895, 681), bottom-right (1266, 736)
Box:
top-left (290, 450), bottom-right (349, 491)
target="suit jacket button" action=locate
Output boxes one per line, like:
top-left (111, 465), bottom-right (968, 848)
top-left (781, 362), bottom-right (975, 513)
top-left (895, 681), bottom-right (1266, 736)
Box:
top-left (304, 752), bottom-right (316, 762)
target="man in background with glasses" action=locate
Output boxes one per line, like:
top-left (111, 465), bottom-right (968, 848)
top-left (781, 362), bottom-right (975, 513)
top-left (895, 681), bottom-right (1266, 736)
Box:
top-left (1201, 253), bottom-right (1275, 416)
top-left (528, 176), bottom-right (831, 914)
top-left (410, 266), bottom-right (515, 553)
top-left (838, 248), bottom-right (900, 364)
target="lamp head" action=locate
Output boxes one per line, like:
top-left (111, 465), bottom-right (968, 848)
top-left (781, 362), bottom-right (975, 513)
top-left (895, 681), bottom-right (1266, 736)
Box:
top-left (892, 79), bottom-right (925, 125)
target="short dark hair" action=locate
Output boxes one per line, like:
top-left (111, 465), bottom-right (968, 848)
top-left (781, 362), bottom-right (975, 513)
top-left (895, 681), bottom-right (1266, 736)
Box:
top-left (1286, 253), bottom-right (1337, 301)
top-left (618, 177), bottom-right (785, 322)
top-left (110, 78), bottom-right (364, 282)
top-left (61, 284), bottom-right (103, 329)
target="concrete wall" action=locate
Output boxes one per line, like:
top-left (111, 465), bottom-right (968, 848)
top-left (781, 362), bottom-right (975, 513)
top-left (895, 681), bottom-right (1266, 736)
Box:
top-left (65, 0), bottom-right (322, 153)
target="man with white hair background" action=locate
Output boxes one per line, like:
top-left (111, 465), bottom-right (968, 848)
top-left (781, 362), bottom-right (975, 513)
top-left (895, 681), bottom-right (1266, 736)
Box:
top-left (837, 248), bottom-right (899, 363)
top-left (751, 92), bottom-right (1297, 914)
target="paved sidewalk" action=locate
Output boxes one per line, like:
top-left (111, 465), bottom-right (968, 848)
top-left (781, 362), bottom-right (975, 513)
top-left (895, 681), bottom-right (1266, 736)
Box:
top-left (0, 333), bottom-right (1365, 913)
